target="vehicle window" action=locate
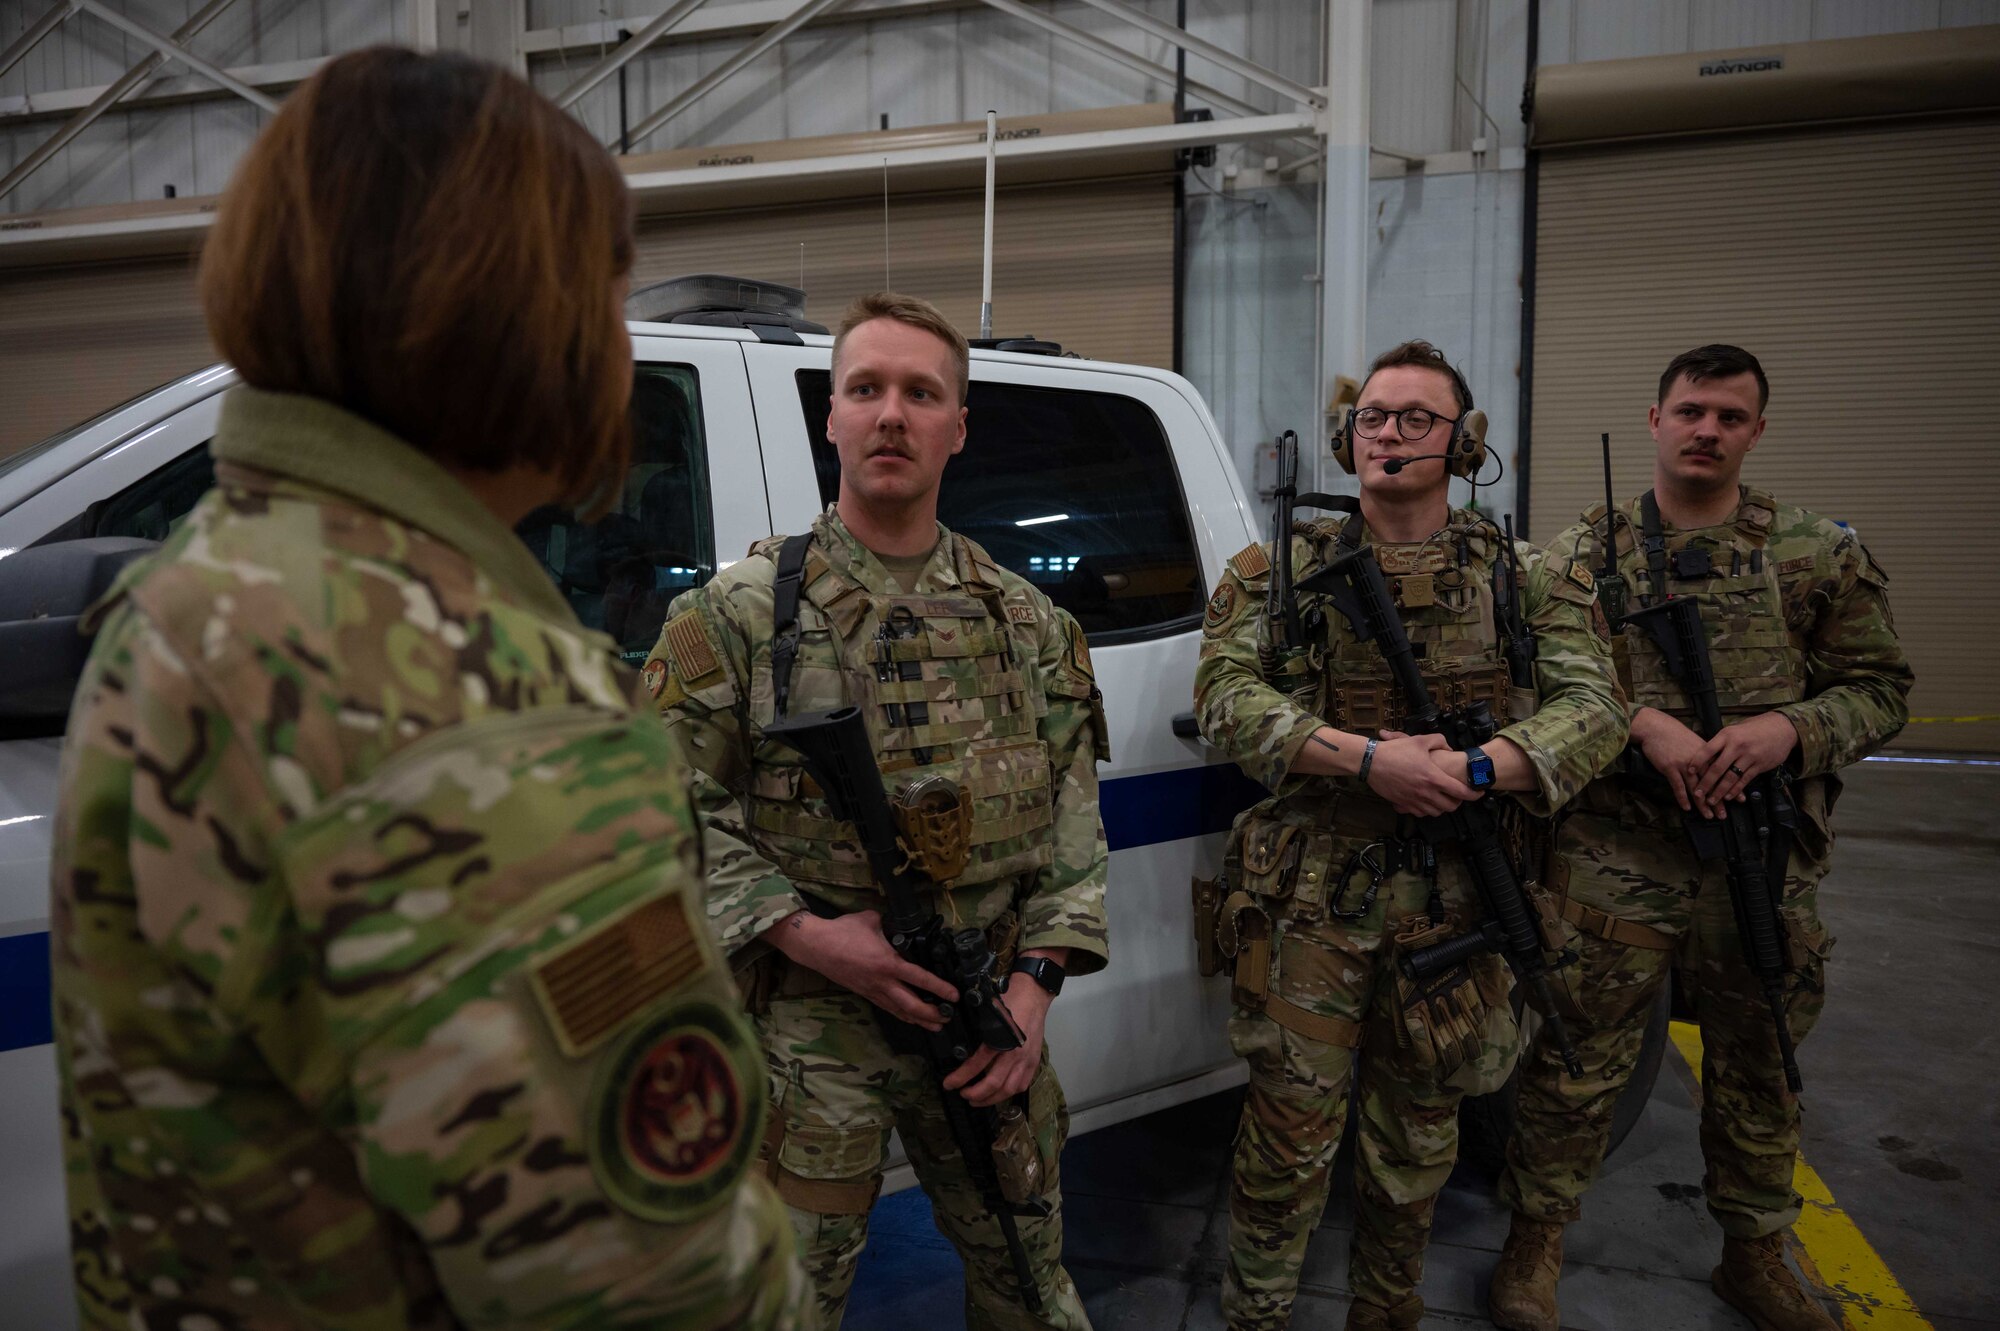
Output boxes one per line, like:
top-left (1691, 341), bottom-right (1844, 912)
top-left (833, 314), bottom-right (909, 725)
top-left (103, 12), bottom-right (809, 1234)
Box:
top-left (797, 371), bottom-right (1204, 641)
top-left (31, 443), bottom-right (218, 547)
top-left (518, 363), bottom-right (716, 664)
top-left (29, 365), bottom-right (716, 668)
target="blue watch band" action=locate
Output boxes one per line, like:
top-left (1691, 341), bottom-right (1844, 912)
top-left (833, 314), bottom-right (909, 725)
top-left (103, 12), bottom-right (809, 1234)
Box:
top-left (1466, 745), bottom-right (1496, 789)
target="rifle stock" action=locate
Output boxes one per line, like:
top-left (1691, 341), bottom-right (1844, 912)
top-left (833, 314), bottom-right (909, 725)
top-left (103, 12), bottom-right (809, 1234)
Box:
top-left (763, 706), bottom-right (1053, 1311)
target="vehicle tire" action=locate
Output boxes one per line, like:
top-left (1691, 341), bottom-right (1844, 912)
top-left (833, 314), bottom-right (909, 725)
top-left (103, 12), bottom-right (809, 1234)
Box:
top-left (1456, 981), bottom-right (1673, 1174)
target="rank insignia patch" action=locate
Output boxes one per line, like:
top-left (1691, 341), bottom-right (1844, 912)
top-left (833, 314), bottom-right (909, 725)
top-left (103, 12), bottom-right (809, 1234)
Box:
top-left (589, 999), bottom-right (763, 1223)
top-left (1564, 562), bottom-right (1596, 593)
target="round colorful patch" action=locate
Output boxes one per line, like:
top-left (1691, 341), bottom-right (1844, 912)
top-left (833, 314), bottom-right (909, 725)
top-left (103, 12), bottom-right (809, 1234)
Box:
top-left (587, 998), bottom-right (765, 1223)
top-left (641, 659), bottom-right (668, 699)
top-left (1205, 580), bottom-right (1239, 628)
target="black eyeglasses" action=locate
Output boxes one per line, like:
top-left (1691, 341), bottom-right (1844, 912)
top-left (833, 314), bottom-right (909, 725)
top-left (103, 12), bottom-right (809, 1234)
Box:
top-left (1352, 407), bottom-right (1461, 441)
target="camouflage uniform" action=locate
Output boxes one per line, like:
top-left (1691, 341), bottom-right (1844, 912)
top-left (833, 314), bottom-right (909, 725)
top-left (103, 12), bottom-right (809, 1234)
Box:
top-left (1195, 510), bottom-right (1627, 1328)
top-left (644, 507), bottom-right (1110, 1331)
top-left (1502, 487), bottom-right (1912, 1237)
top-left (50, 387), bottom-right (812, 1330)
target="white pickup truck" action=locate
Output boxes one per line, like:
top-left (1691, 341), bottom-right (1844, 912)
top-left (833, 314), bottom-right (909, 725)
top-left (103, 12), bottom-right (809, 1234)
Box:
top-left (0, 287), bottom-right (1662, 1328)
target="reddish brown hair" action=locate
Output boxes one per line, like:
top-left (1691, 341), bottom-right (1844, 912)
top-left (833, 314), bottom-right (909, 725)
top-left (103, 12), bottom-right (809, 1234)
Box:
top-left (200, 47), bottom-right (636, 509)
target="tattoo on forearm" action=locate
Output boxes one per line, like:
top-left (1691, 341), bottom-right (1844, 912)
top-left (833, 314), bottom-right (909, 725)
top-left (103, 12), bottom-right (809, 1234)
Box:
top-left (1309, 734), bottom-right (1341, 755)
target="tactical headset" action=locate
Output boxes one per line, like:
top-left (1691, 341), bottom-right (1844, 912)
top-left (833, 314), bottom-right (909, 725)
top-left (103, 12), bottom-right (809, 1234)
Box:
top-left (1330, 356), bottom-right (1488, 479)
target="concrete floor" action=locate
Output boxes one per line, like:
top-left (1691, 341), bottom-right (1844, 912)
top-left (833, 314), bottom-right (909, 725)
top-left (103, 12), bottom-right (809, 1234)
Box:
top-left (846, 757), bottom-right (1998, 1330)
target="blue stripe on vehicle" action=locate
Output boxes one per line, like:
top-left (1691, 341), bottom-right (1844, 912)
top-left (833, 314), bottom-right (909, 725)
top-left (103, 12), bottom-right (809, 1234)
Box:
top-left (1, 931), bottom-right (53, 1054)
top-left (0, 764), bottom-right (1264, 1052)
top-left (1099, 762), bottom-right (1264, 852)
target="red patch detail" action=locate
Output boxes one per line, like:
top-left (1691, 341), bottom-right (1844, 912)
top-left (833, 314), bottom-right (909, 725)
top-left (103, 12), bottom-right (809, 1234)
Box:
top-left (620, 1028), bottom-right (744, 1186)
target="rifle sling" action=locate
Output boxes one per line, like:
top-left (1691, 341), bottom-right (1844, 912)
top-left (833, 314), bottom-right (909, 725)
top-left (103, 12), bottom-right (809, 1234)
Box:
top-left (1638, 489), bottom-right (1671, 605)
top-left (770, 532), bottom-right (813, 719)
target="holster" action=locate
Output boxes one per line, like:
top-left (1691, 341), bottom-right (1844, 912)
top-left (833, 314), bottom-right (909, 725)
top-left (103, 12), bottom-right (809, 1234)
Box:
top-left (1217, 889), bottom-right (1273, 1010)
top-left (990, 1098), bottom-right (1045, 1207)
top-left (1193, 874), bottom-right (1226, 977)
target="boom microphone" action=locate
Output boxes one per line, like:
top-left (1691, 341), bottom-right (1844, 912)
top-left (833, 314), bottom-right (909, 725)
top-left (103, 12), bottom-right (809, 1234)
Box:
top-left (1382, 453), bottom-right (1452, 474)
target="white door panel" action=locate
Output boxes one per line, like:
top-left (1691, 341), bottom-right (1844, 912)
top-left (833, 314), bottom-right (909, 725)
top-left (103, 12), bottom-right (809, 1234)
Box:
top-left (1044, 834), bottom-right (1236, 1111)
top-left (737, 341), bottom-right (832, 534)
top-left (628, 335), bottom-right (768, 570)
top-left (0, 1047), bottom-right (75, 1330)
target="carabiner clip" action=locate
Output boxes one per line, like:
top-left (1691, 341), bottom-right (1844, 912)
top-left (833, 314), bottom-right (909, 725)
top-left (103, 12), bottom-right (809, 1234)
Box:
top-left (1330, 840), bottom-right (1390, 920)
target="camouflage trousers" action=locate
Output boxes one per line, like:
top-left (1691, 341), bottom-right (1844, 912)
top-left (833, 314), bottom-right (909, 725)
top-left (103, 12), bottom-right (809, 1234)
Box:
top-left (1501, 807), bottom-right (1833, 1238)
top-left (1222, 851), bottom-right (1519, 1329)
top-left (756, 993), bottom-right (1091, 1331)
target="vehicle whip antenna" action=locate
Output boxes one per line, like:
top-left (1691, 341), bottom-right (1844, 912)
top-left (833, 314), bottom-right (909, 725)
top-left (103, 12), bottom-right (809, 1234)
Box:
top-left (980, 109), bottom-right (998, 340)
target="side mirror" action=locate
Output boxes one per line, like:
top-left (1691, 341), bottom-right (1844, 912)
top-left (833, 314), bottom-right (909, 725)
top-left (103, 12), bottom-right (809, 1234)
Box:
top-left (0, 537), bottom-right (157, 730)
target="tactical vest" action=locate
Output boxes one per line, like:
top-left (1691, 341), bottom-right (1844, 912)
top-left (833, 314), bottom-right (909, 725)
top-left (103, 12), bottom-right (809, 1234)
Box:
top-left (747, 527), bottom-right (1055, 894)
top-left (1604, 488), bottom-right (1805, 719)
top-left (1313, 511), bottom-right (1519, 744)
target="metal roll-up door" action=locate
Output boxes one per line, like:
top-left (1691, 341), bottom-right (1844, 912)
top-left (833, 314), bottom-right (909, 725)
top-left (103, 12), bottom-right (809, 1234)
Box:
top-left (0, 175), bottom-right (1172, 460)
top-left (633, 175), bottom-right (1173, 369)
top-left (0, 258), bottom-right (213, 457)
top-left (1526, 114), bottom-right (2000, 752)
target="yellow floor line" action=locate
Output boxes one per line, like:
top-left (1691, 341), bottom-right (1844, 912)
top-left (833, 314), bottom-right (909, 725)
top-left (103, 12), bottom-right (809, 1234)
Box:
top-left (1667, 1021), bottom-right (1932, 1330)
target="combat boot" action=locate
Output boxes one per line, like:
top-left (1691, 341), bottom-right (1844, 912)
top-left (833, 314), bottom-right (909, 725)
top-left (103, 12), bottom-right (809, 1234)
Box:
top-left (1488, 1214), bottom-right (1564, 1331)
top-left (1345, 1294), bottom-right (1423, 1330)
top-left (1712, 1233), bottom-right (1840, 1331)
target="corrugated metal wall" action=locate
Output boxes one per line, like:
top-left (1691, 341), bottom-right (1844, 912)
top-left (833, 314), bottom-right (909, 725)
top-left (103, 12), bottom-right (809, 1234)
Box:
top-left (1534, 0), bottom-right (2000, 65)
top-left (0, 1), bottom-right (408, 216)
top-left (1528, 115), bottom-right (2000, 753)
top-left (10, 0), bottom-right (2000, 495)
top-left (525, 1), bottom-right (1323, 156)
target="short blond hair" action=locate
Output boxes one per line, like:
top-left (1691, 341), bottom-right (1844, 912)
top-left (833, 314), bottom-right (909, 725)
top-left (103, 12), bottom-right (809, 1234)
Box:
top-left (830, 291), bottom-right (970, 405)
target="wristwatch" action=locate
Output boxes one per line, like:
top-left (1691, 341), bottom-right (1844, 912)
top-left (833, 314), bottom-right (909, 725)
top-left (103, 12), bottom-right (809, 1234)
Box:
top-left (1009, 956), bottom-right (1066, 997)
top-left (1465, 745), bottom-right (1496, 790)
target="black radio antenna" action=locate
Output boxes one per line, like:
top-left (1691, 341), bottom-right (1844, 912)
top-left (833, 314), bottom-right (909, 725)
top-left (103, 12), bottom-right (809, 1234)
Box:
top-left (1597, 432), bottom-right (1630, 625)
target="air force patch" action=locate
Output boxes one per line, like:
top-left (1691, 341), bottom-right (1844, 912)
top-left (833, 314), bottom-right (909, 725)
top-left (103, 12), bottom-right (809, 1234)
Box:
top-left (1205, 580), bottom-right (1239, 628)
top-left (588, 998), bottom-right (763, 1223)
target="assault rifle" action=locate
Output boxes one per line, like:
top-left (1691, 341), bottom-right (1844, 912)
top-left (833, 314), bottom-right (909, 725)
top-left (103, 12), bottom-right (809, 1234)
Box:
top-left (1494, 514), bottom-right (1535, 690)
top-left (1297, 547), bottom-right (1584, 1077)
top-left (1267, 430), bottom-right (1305, 652)
top-left (1616, 596), bottom-right (1805, 1092)
top-left (763, 705), bottom-right (1052, 1313)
